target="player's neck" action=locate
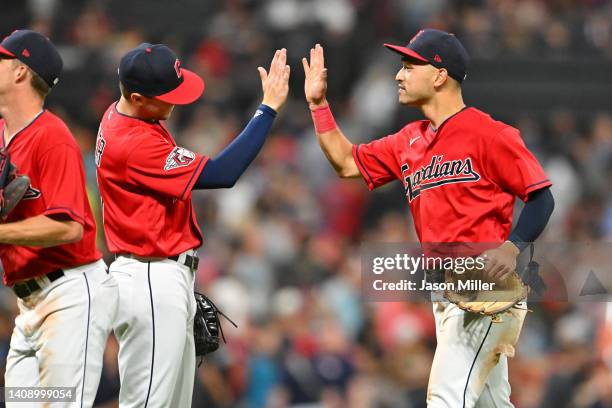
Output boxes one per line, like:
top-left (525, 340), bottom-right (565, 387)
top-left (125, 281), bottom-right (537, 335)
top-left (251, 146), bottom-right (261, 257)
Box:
top-left (116, 97), bottom-right (139, 118)
top-left (420, 93), bottom-right (466, 130)
top-left (116, 97), bottom-right (157, 122)
top-left (0, 91), bottom-right (44, 139)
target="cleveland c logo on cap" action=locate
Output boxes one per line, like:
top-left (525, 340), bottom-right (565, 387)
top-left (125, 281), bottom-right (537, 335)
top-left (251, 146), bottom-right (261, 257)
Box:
top-left (174, 59), bottom-right (183, 79)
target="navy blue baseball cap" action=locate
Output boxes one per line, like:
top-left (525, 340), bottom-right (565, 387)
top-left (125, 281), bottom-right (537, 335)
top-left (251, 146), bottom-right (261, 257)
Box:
top-left (0, 30), bottom-right (63, 88)
top-left (385, 29), bottom-right (470, 83)
top-left (119, 43), bottom-right (205, 105)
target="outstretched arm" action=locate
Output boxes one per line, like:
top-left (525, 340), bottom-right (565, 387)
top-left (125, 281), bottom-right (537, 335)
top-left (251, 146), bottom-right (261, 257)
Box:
top-left (194, 49), bottom-right (290, 189)
top-left (303, 44), bottom-right (360, 178)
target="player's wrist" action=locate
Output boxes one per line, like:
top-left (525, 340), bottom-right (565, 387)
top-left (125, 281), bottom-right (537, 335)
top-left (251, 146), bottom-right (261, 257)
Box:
top-left (503, 240), bottom-right (521, 256)
top-left (260, 99), bottom-right (281, 112)
top-left (310, 103), bottom-right (337, 134)
top-left (308, 99), bottom-right (329, 111)
top-left (258, 103), bottom-right (278, 116)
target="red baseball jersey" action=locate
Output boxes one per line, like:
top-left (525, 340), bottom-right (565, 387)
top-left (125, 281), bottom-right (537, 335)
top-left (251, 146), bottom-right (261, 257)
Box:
top-left (0, 111), bottom-right (101, 285)
top-left (353, 107), bottom-right (551, 243)
top-left (95, 103), bottom-right (207, 257)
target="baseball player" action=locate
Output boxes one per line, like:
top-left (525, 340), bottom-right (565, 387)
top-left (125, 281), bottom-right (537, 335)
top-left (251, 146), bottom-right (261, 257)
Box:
top-left (95, 44), bottom-right (289, 407)
top-left (0, 30), bottom-right (118, 406)
top-left (303, 30), bottom-right (555, 407)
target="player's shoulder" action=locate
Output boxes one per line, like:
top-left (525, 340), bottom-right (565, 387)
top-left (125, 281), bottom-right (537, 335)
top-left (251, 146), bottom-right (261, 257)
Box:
top-left (98, 104), bottom-right (173, 163)
top-left (36, 110), bottom-right (73, 136)
top-left (32, 110), bottom-right (80, 151)
top-left (391, 119), bottom-right (429, 139)
top-left (460, 107), bottom-right (519, 137)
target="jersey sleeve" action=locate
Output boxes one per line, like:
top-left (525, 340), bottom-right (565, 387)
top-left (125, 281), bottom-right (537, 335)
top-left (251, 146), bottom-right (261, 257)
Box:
top-left (486, 127), bottom-right (552, 202)
top-left (352, 133), bottom-right (400, 190)
top-left (38, 144), bottom-right (90, 225)
top-left (125, 135), bottom-right (208, 200)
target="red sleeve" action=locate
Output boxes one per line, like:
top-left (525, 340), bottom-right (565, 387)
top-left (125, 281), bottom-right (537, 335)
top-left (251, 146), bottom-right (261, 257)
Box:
top-left (352, 134), bottom-right (400, 190)
top-left (38, 144), bottom-right (89, 225)
top-left (486, 127), bottom-right (552, 202)
top-left (125, 136), bottom-right (208, 200)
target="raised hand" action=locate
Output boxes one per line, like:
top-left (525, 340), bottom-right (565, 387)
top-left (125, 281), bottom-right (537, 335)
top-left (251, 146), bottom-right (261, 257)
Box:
top-left (302, 44), bottom-right (328, 109)
top-left (258, 48), bottom-right (290, 112)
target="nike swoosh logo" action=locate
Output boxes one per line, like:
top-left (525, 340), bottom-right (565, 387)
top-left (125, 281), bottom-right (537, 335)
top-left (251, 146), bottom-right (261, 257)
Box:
top-left (410, 136), bottom-right (420, 146)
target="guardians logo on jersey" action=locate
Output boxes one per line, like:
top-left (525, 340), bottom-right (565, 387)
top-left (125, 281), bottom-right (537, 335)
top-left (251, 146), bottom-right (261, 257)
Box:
top-left (165, 147), bottom-right (196, 171)
top-left (401, 155), bottom-right (480, 202)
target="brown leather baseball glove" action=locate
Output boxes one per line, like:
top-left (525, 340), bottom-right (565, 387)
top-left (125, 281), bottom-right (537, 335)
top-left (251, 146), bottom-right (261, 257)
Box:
top-left (443, 262), bottom-right (528, 317)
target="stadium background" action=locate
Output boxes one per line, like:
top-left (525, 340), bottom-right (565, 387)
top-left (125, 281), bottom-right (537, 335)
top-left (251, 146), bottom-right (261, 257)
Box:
top-left (2, 0), bottom-right (612, 407)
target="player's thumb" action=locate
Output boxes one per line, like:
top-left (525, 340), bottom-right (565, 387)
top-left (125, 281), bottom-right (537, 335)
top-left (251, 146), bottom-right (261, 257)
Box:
top-left (257, 67), bottom-right (267, 83)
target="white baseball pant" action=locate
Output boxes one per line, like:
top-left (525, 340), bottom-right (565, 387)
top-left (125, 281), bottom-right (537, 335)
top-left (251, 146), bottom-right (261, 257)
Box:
top-left (5, 259), bottom-right (118, 408)
top-left (426, 300), bottom-right (527, 408)
top-left (110, 252), bottom-right (197, 408)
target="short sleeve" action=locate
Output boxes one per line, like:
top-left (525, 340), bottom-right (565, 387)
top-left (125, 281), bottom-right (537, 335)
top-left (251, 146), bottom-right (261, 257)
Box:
top-left (126, 136), bottom-right (208, 200)
top-left (38, 144), bottom-right (89, 225)
top-left (486, 127), bottom-right (551, 201)
top-left (353, 134), bottom-right (400, 190)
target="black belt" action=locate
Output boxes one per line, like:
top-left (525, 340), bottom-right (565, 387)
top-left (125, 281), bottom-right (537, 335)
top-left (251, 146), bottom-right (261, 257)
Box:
top-left (12, 269), bottom-right (65, 299)
top-left (118, 253), bottom-right (199, 270)
top-left (169, 254), bottom-right (199, 270)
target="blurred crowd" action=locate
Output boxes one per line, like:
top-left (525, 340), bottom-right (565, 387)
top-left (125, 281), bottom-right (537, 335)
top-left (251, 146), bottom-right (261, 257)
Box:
top-left (2, 0), bottom-right (612, 407)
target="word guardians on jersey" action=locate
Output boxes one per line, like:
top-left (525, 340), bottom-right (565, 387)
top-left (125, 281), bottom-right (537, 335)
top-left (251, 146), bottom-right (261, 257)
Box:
top-left (401, 155), bottom-right (480, 202)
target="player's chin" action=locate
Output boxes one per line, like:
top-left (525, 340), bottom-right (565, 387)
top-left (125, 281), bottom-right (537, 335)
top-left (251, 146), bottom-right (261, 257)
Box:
top-left (160, 107), bottom-right (174, 120)
top-left (398, 95), bottom-right (417, 106)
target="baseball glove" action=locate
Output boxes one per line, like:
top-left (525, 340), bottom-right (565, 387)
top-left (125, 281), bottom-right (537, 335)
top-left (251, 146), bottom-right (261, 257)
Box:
top-left (0, 149), bottom-right (29, 221)
top-left (443, 262), bottom-right (528, 317)
top-left (194, 292), bottom-right (237, 357)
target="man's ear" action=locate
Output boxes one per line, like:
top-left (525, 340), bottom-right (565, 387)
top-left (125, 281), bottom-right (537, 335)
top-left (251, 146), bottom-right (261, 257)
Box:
top-left (130, 92), bottom-right (146, 106)
top-left (13, 62), bottom-right (29, 84)
top-left (433, 68), bottom-right (449, 88)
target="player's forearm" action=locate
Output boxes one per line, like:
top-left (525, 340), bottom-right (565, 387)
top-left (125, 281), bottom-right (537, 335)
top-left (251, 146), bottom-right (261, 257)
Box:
top-left (0, 215), bottom-right (83, 247)
top-left (311, 104), bottom-right (360, 178)
top-left (194, 104), bottom-right (276, 189)
top-left (315, 128), bottom-right (359, 177)
top-left (508, 187), bottom-right (555, 251)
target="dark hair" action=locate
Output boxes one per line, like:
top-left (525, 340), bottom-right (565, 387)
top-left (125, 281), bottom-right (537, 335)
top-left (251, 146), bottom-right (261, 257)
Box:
top-left (29, 69), bottom-right (50, 99)
top-left (119, 81), bottom-right (133, 99)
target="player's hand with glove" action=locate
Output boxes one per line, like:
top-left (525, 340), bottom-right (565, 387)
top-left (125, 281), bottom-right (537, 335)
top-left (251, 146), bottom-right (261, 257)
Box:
top-left (482, 241), bottom-right (520, 281)
top-left (258, 48), bottom-right (290, 112)
top-left (0, 149), bottom-right (30, 222)
top-left (302, 44), bottom-right (328, 110)
top-left (193, 292), bottom-right (237, 357)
